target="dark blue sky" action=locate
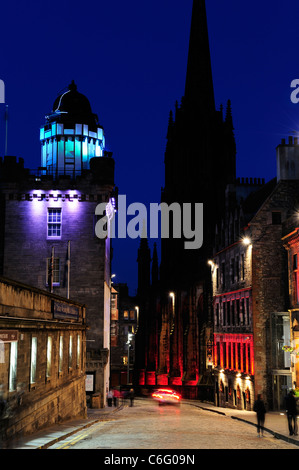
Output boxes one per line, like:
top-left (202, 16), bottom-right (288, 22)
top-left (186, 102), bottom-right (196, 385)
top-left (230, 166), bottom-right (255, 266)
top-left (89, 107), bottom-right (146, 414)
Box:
top-left (1, 0), bottom-right (299, 295)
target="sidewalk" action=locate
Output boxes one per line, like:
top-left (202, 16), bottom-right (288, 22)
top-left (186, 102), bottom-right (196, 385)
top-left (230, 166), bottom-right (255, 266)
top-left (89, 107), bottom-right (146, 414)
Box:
top-left (2, 404), bottom-right (124, 449)
top-left (4, 399), bottom-right (299, 449)
top-left (193, 401), bottom-right (299, 447)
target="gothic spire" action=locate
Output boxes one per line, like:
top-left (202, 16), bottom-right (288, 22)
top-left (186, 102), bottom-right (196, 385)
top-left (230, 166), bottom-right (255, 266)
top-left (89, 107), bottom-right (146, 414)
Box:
top-left (225, 99), bottom-right (234, 129)
top-left (184, 0), bottom-right (215, 114)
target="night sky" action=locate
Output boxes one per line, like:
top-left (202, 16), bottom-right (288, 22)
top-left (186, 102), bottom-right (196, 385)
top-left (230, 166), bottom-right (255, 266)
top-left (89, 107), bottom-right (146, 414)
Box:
top-left (1, 0), bottom-right (299, 295)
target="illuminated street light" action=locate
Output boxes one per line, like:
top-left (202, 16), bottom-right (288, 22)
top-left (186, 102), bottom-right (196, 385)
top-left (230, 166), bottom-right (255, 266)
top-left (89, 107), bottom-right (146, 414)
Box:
top-left (169, 292), bottom-right (175, 316)
top-left (242, 237), bottom-right (251, 245)
top-left (127, 332), bottom-right (134, 385)
top-left (135, 306), bottom-right (139, 326)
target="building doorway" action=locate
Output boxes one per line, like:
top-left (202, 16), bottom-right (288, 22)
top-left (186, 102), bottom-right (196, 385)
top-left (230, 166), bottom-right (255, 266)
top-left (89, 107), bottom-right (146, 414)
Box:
top-left (273, 373), bottom-right (292, 411)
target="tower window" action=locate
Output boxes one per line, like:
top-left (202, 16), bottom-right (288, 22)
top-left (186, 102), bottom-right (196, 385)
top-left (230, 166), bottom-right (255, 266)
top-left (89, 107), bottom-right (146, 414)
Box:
top-left (47, 208), bottom-right (62, 238)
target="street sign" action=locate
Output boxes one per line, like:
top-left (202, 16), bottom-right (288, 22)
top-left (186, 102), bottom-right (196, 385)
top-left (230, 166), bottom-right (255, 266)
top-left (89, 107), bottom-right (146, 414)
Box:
top-left (0, 330), bottom-right (18, 342)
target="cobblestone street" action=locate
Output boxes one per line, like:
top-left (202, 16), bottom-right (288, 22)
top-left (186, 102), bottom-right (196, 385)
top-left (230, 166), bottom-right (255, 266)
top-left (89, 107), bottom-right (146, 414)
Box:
top-left (47, 399), bottom-right (298, 450)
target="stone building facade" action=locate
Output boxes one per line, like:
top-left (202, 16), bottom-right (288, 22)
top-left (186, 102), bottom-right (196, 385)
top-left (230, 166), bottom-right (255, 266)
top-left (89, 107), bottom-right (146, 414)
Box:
top-left (0, 81), bottom-right (116, 406)
top-left (211, 136), bottom-right (299, 411)
top-left (281, 139), bottom-right (299, 395)
top-left (282, 225), bottom-right (299, 396)
top-left (0, 276), bottom-right (86, 442)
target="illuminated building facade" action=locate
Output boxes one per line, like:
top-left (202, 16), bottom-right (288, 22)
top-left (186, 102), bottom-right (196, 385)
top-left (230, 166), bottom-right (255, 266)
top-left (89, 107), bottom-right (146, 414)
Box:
top-left (211, 178), bottom-right (265, 410)
top-left (0, 82), bottom-right (116, 406)
top-left (211, 137), bottom-right (299, 411)
top-left (281, 139), bottom-right (299, 397)
top-left (282, 225), bottom-right (299, 394)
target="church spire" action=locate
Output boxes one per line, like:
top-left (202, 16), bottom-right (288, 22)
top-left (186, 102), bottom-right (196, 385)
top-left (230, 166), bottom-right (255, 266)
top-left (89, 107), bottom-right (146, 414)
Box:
top-left (184, 0), bottom-right (215, 113)
top-left (225, 99), bottom-right (234, 129)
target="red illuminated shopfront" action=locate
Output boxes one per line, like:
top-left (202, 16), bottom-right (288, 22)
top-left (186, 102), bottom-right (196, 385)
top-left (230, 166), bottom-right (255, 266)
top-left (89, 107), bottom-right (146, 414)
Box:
top-left (213, 333), bottom-right (254, 375)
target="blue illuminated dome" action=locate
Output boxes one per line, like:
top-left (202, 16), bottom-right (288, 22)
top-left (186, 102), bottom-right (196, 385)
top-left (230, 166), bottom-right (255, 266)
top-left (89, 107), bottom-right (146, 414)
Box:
top-left (40, 80), bottom-right (106, 178)
top-left (47, 80), bottom-right (99, 131)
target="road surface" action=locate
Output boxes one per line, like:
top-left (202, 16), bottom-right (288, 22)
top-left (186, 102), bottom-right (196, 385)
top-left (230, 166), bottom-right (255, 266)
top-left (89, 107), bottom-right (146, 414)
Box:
top-left (49, 398), bottom-right (298, 450)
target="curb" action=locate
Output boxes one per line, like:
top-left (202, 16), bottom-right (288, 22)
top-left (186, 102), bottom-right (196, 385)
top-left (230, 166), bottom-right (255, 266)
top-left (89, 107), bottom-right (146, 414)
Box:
top-left (37, 405), bottom-right (124, 449)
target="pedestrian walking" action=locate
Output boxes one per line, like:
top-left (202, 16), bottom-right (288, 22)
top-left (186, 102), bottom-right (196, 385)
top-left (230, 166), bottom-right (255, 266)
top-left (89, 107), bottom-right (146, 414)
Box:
top-left (129, 388), bottom-right (134, 407)
top-left (107, 390), bottom-right (113, 407)
top-left (253, 394), bottom-right (266, 437)
top-left (285, 389), bottom-right (298, 436)
top-left (113, 388), bottom-right (119, 407)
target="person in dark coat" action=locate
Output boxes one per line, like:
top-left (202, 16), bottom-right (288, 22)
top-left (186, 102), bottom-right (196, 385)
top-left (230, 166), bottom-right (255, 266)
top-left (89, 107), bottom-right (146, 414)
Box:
top-left (253, 394), bottom-right (266, 437)
top-left (285, 390), bottom-right (298, 436)
top-left (129, 388), bottom-right (134, 407)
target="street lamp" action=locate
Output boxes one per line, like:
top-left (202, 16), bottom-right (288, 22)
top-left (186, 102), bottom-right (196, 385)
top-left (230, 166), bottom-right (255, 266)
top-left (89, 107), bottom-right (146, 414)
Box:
top-left (135, 306), bottom-right (139, 326)
top-left (169, 292), bottom-right (175, 316)
top-left (127, 332), bottom-right (133, 385)
top-left (242, 237), bottom-right (251, 246)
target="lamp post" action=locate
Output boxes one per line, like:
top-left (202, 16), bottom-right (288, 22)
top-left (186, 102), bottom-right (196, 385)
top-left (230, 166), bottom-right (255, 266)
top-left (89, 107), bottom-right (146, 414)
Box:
top-left (135, 306), bottom-right (139, 329)
top-left (169, 292), bottom-right (175, 316)
top-left (127, 332), bottom-right (133, 385)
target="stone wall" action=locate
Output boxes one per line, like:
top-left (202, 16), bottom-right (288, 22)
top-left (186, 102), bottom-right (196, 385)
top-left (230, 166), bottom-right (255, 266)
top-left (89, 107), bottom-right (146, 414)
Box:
top-left (0, 277), bottom-right (87, 441)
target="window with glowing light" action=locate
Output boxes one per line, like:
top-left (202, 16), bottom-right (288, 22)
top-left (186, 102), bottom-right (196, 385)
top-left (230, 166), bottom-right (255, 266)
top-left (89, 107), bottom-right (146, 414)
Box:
top-left (129, 310), bottom-right (135, 320)
top-left (46, 336), bottom-right (52, 378)
top-left (77, 335), bottom-right (81, 368)
top-left (47, 208), bottom-right (62, 238)
top-left (293, 254), bottom-right (299, 304)
top-left (30, 336), bottom-right (37, 384)
top-left (69, 335), bottom-right (73, 370)
top-left (9, 341), bottom-right (18, 391)
top-left (59, 335), bottom-right (63, 373)
top-left (123, 310), bottom-right (129, 320)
